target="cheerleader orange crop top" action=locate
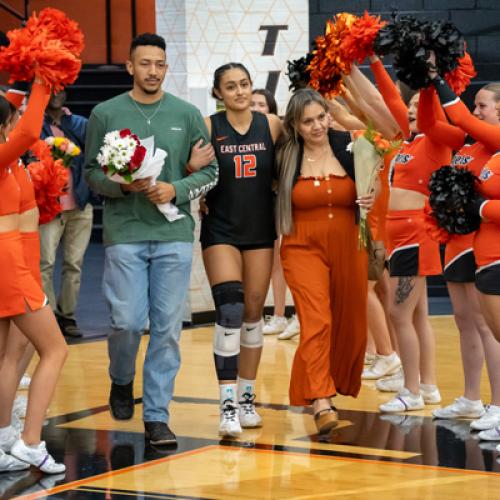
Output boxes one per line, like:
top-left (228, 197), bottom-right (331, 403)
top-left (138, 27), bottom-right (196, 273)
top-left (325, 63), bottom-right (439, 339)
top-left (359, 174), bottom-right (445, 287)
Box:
top-left (478, 153), bottom-right (500, 225)
top-left (0, 83), bottom-right (49, 216)
top-left (12, 162), bottom-right (36, 213)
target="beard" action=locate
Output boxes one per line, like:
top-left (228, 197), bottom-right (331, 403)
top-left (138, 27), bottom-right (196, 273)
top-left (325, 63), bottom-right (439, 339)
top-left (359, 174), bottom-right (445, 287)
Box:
top-left (137, 81), bottom-right (162, 95)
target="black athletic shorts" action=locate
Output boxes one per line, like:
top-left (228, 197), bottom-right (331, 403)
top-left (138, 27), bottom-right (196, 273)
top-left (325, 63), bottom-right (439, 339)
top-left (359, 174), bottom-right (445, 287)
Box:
top-left (475, 263), bottom-right (500, 295)
top-left (444, 250), bottom-right (476, 283)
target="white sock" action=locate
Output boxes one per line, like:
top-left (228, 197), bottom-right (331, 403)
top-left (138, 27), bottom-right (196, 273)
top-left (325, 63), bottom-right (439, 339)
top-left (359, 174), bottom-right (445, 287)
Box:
top-left (0, 426), bottom-right (12, 439)
top-left (238, 378), bottom-right (255, 402)
top-left (219, 383), bottom-right (237, 406)
top-left (378, 352), bottom-right (397, 360)
top-left (420, 383), bottom-right (438, 393)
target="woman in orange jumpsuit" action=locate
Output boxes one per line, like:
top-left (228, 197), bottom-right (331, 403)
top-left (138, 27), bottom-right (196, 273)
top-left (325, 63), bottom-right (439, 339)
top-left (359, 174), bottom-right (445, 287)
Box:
top-left (276, 88), bottom-right (375, 433)
top-left (369, 55), bottom-right (466, 413)
top-left (0, 81), bottom-right (67, 474)
top-left (427, 67), bottom-right (500, 429)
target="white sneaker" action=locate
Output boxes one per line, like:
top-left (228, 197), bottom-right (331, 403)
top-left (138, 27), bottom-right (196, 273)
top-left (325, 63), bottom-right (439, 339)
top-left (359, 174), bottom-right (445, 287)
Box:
top-left (278, 315), bottom-right (300, 340)
top-left (420, 385), bottom-right (442, 404)
top-left (375, 368), bottom-right (404, 392)
top-left (12, 395), bottom-right (27, 419)
top-left (379, 388), bottom-right (425, 413)
top-left (10, 439), bottom-right (65, 474)
top-left (219, 402), bottom-right (242, 437)
top-left (362, 353), bottom-right (401, 380)
top-left (364, 353), bottom-right (376, 365)
top-left (0, 449), bottom-right (29, 472)
top-left (19, 375), bottom-right (31, 390)
top-left (238, 393), bottom-right (262, 428)
top-left (0, 425), bottom-right (20, 452)
top-left (263, 315), bottom-right (288, 335)
top-left (470, 405), bottom-right (500, 431)
top-left (477, 426), bottom-right (500, 441)
top-left (433, 397), bottom-right (485, 420)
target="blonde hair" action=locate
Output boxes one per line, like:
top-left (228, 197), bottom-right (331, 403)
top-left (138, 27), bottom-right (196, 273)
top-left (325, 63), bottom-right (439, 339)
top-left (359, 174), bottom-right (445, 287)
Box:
top-left (482, 83), bottom-right (500, 102)
top-left (276, 88), bottom-right (329, 235)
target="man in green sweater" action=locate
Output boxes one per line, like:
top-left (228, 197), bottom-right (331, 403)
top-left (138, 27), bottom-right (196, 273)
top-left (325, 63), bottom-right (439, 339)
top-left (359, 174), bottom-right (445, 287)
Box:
top-left (84, 33), bottom-right (218, 446)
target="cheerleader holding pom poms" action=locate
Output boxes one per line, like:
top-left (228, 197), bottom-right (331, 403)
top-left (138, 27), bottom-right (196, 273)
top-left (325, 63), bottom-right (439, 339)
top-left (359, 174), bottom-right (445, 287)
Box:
top-left (0, 8), bottom-right (83, 473)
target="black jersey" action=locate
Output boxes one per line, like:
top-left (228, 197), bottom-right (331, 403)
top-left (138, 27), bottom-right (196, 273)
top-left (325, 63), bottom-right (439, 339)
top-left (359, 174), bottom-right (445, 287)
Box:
top-left (200, 111), bottom-right (276, 248)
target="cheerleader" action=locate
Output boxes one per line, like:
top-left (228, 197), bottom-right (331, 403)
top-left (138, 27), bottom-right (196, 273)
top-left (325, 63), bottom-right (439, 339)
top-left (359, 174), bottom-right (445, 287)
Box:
top-left (428, 66), bottom-right (500, 440)
top-left (369, 55), bottom-right (466, 413)
top-left (200, 63), bottom-right (282, 436)
top-left (0, 80), bottom-right (67, 474)
top-left (426, 60), bottom-right (500, 432)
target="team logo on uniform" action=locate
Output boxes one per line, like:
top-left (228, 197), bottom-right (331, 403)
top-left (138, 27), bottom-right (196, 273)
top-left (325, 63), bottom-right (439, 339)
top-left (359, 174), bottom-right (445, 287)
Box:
top-left (479, 167), bottom-right (493, 181)
top-left (451, 154), bottom-right (472, 166)
top-left (216, 136), bottom-right (228, 142)
top-left (394, 152), bottom-right (413, 164)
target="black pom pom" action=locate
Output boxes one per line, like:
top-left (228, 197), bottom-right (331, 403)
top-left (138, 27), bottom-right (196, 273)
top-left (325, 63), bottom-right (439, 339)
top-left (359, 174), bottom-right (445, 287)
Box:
top-left (286, 51), bottom-right (313, 92)
top-left (374, 15), bottom-right (465, 90)
top-left (428, 166), bottom-right (481, 235)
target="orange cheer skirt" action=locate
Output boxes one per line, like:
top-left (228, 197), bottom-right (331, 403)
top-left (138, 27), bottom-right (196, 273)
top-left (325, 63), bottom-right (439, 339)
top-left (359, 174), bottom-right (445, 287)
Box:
top-left (0, 230), bottom-right (46, 317)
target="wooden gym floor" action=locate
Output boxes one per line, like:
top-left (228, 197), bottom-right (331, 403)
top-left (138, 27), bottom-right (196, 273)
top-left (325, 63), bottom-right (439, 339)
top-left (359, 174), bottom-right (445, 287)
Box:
top-left (4, 315), bottom-right (500, 499)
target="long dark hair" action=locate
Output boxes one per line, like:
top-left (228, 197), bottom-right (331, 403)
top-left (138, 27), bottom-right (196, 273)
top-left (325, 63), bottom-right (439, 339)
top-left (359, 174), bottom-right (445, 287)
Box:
top-left (212, 62), bottom-right (252, 99)
top-left (252, 88), bottom-right (278, 115)
top-left (0, 95), bottom-right (12, 127)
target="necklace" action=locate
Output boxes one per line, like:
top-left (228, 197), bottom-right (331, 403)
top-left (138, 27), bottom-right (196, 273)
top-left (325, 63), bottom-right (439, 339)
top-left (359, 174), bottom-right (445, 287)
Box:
top-left (130, 93), bottom-right (164, 125)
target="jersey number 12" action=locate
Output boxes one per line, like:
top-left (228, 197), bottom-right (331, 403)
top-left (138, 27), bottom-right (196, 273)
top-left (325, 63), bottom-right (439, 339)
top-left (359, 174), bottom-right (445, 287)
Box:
top-left (234, 154), bottom-right (257, 178)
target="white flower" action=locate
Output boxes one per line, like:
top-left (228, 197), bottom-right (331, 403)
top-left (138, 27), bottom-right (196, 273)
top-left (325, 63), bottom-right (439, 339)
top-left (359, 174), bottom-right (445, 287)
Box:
top-left (45, 136), bottom-right (55, 146)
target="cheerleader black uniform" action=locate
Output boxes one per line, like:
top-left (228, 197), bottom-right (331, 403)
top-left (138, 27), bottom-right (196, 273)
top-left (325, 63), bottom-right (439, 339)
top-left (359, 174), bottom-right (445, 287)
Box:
top-left (201, 111), bottom-right (276, 250)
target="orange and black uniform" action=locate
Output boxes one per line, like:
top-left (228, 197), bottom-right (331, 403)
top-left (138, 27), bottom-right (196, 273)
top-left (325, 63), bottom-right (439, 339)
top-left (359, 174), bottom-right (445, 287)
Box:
top-left (433, 76), bottom-right (500, 292)
top-left (281, 130), bottom-right (367, 405)
top-left (0, 83), bottom-right (49, 317)
top-left (371, 60), bottom-right (465, 277)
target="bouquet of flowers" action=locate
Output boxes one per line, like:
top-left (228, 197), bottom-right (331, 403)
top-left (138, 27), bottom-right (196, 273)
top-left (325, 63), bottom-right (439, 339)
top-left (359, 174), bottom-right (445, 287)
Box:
top-left (45, 136), bottom-right (81, 167)
top-left (351, 126), bottom-right (401, 247)
top-left (97, 129), bottom-right (184, 222)
top-left (27, 140), bottom-right (69, 224)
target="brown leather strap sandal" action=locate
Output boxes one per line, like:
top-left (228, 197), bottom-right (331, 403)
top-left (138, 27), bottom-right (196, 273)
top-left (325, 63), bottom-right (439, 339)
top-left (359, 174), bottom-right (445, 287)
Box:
top-left (314, 406), bottom-right (338, 434)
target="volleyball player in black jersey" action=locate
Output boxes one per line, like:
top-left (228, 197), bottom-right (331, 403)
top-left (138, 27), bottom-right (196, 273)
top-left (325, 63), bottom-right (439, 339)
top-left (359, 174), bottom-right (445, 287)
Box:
top-left (199, 63), bottom-right (282, 437)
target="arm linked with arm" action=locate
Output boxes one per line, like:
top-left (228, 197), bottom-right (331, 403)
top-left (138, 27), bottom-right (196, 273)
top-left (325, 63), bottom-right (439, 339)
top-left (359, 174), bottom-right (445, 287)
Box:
top-left (171, 110), bottom-right (218, 204)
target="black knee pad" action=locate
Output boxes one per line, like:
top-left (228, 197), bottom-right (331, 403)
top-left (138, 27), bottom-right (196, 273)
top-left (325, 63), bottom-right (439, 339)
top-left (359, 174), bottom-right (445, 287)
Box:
top-left (212, 281), bottom-right (244, 328)
top-left (214, 353), bottom-right (239, 380)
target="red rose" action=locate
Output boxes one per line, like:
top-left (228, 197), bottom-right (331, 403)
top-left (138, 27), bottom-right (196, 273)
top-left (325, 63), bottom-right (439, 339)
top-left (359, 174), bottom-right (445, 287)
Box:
top-left (130, 145), bottom-right (146, 168)
top-left (120, 128), bottom-right (132, 138)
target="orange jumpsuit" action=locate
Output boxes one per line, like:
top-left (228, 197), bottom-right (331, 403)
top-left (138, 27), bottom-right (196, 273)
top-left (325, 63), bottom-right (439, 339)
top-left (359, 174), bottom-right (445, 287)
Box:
top-left (371, 60), bottom-right (465, 276)
top-left (281, 175), bottom-right (367, 405)
top-left (0, 83), bottom-right (49, 317)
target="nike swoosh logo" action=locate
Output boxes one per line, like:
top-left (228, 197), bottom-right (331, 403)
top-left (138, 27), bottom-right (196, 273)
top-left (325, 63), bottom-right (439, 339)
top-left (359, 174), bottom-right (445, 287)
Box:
top-left (216, 136), bottom-right (228, 142)
top-left (224, 332), bottom-right (235, 336)
top-left (246, 327), bottom-right (257, 331)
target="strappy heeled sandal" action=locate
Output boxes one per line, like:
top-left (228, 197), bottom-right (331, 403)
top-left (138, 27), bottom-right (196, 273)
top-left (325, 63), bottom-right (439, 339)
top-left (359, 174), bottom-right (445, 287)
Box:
top-left (314, 406), bottom-right (338, 434)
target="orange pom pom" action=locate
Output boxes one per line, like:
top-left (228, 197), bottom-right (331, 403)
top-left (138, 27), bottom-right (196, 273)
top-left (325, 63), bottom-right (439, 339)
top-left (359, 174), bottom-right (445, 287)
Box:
top-left (26, 8), bottom-right (84, 57)
top-left (444, 51), bottom-right (476, 96)
top-left (0, 8), bottom-right (83, 91)
top-left (308, 13), bottom-right (357, 98)
top-left (28, 140), bottom-right (69, 224)
top-left (340, 11), bottom-right (386, 65)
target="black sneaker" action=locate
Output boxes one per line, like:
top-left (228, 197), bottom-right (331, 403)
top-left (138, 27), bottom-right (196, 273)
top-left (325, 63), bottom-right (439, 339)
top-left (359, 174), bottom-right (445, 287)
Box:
top-left (57, 316), bottom-right (83, 338)
top-left (144, 421), bottom-right (177, 446)
top-left (109, 381), bottom-right (134, 420)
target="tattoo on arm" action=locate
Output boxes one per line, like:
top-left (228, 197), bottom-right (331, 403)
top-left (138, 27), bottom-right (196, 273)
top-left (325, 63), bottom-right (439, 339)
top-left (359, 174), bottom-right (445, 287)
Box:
top-left (395, 276), bottom-right (416, 305)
